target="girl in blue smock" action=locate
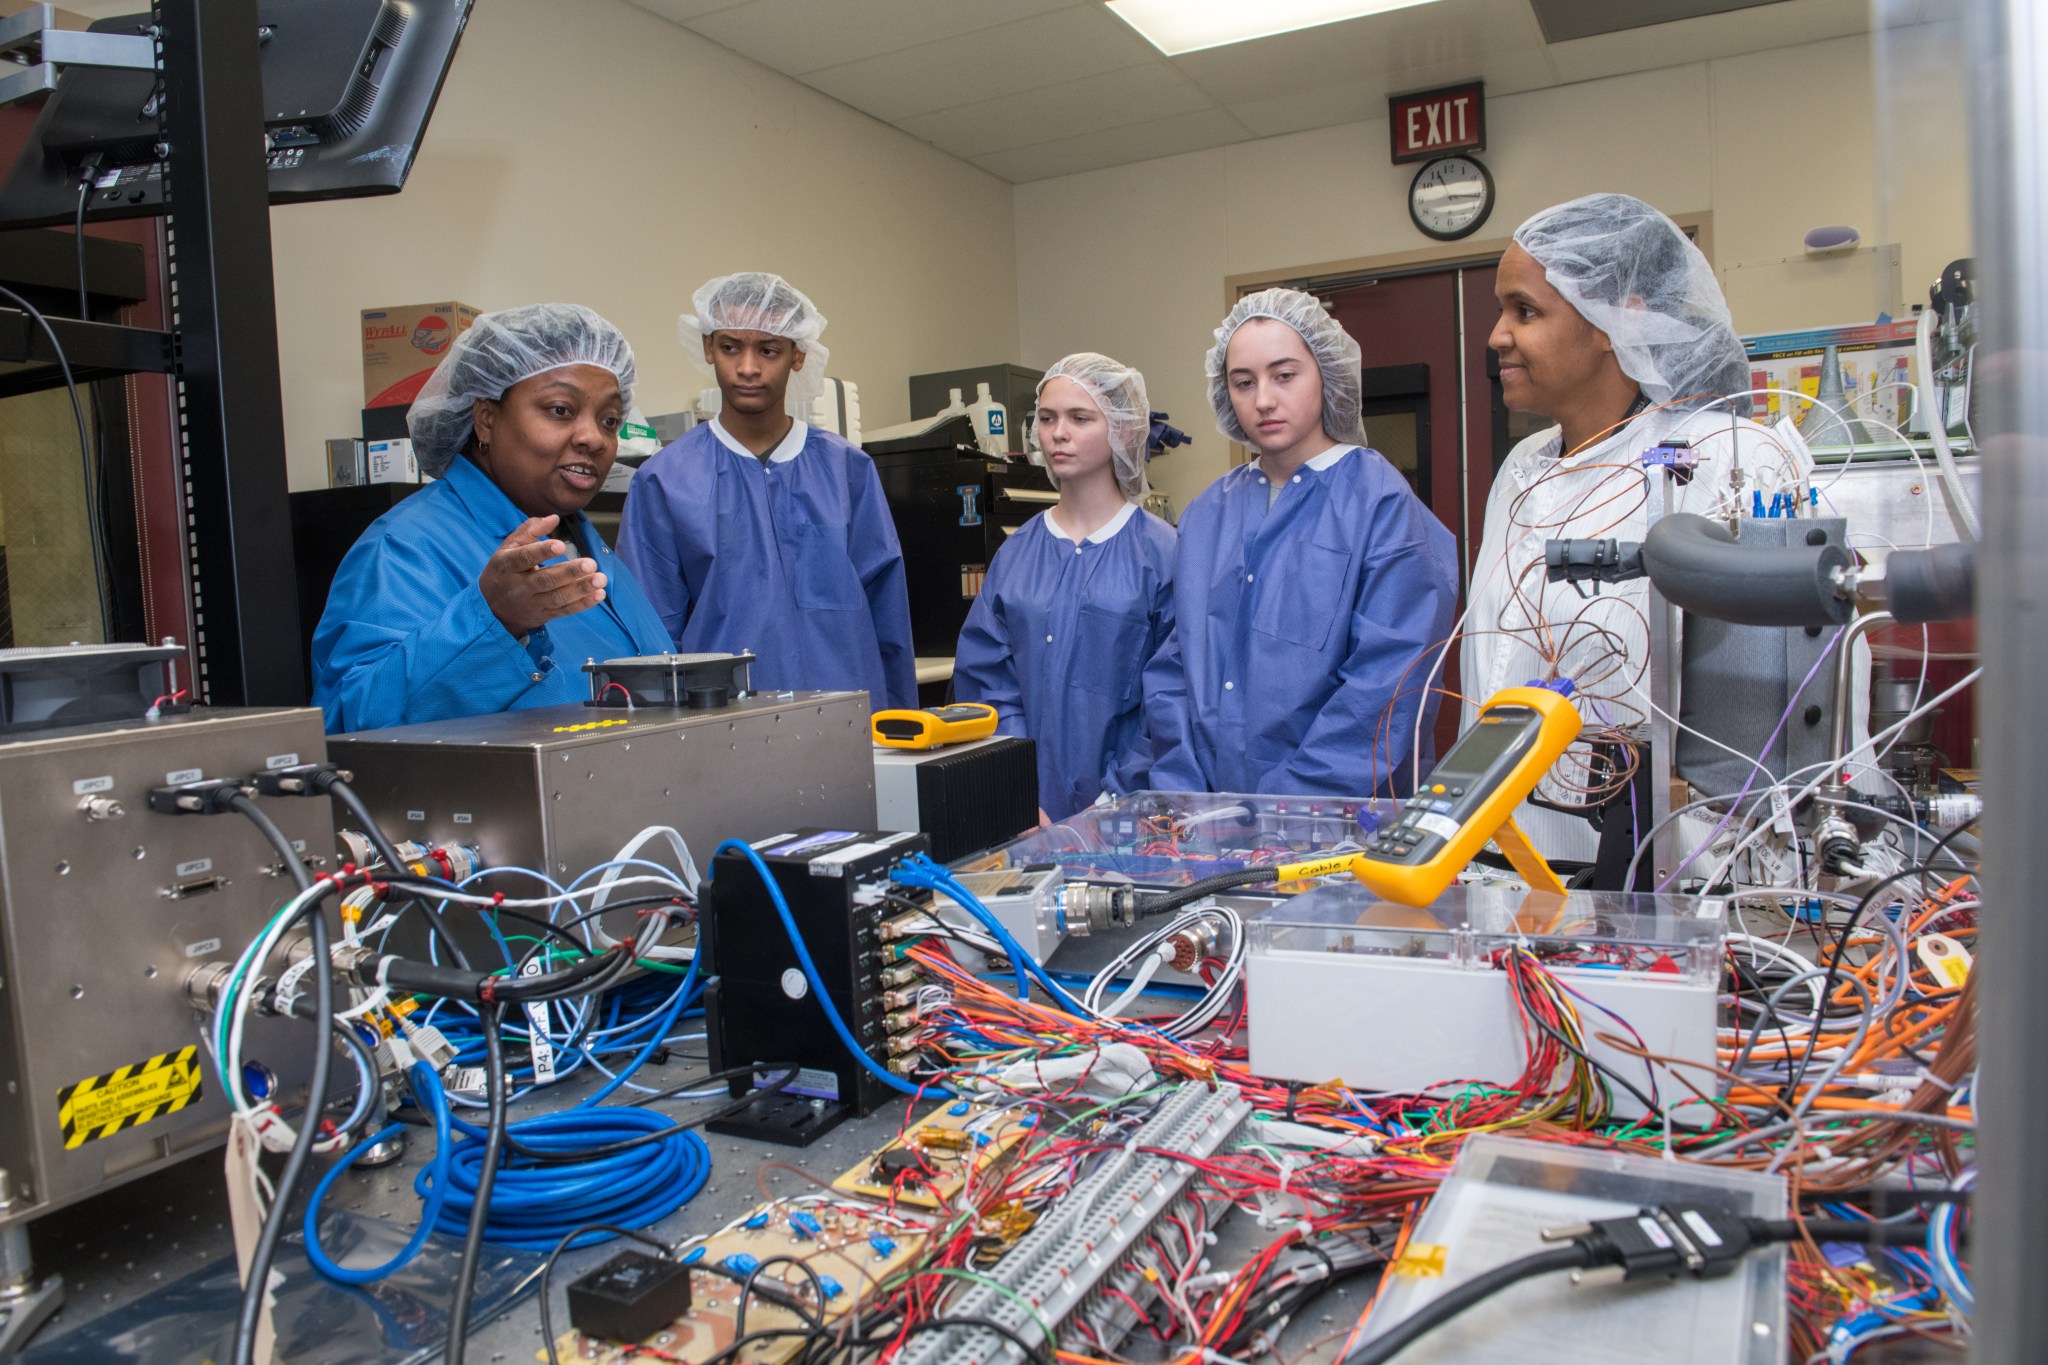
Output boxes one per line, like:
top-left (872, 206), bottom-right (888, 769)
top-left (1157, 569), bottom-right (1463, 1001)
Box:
top-left (953, 354), bottom-right (1176, 821)
top-left (311, 304), bottom-right (674, 734)
top-left (616, 273), bottom-right (916, 711)
top-left (1143, 289), bottom-right (1458, 798)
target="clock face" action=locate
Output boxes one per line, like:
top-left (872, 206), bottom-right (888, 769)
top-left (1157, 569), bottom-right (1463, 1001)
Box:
top-left (1409, 155), bottom-right (1495, 241)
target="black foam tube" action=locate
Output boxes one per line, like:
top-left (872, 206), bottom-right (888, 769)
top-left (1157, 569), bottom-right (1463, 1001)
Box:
top-left (1884, 542), bottom-right (1976, 624)
top-left (1641, 513), bottom-right (1854, 628)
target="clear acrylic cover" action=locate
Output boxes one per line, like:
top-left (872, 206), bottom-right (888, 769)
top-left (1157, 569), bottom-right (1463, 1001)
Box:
top-left (973, 790), bottom-right (1401, 886)
top-left (1245, 882), bottom-right (1728, 986)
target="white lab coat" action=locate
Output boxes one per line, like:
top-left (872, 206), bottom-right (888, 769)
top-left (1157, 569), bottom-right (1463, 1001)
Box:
top-left (1459, 405), bottom-right (1865, 865)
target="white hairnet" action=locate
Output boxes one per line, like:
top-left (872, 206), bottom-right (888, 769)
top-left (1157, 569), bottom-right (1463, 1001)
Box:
top-left (1038, 353), bottom-right (1151, 500)
top-left (408, 303), bottom-right (637, 478)
top-left (1205, 287), bottom-right (1364, 447)
top-left (678, 271), bottom-right (832, 410)
top-left (1513, 193), bottom-right (1751, 412)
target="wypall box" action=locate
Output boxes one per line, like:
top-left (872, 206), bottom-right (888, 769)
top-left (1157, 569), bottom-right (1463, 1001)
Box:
top-left (361, 301), bottom-right (479, 407)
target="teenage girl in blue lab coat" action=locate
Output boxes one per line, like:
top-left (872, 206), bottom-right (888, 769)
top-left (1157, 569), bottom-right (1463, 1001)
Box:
top-left (1144, 288), bottom-right (1459, 798)
top-left (953, 353), bottom-right (1176, 821)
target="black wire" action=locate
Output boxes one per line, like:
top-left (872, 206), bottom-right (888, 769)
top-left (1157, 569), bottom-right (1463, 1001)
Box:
top-left (1137, 865), bottom-right (1283, 919)
top-left (229, 877), bottom-right (332, 1365)
top-left (736, 1255), bottom-right (829, 1341)
top-left (0, 282), bottom-right (110, 640)
top-left (445, 1002), bottom-right (508, 1364)
top-left (1338, 1243), bottom-right (1594, 1365)
top-left (502, 1064), bottom-right (800, 1165)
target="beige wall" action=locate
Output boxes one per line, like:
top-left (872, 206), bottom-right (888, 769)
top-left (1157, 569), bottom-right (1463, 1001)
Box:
top-left (1014, 28), bottom-right (1971, 515)
top-left (267, 0), bottom-right (1019, 489)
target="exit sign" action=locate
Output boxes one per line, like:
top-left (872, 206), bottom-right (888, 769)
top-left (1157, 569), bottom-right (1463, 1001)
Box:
top-left (1389, 82), bottom-right (1485, 163)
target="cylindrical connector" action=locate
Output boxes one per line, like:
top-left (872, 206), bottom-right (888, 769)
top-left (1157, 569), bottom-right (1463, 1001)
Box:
top-left (1164, 921), bottom-right (1220, 973)
top-left (78, 796), bottom-right (124, 821)
top-left (1055, 882), bottom-right (1138, 936)
top-left (0, 1168), bottom-right (33, 1288)
top-left (183, 961), bottom-right (234, 1011)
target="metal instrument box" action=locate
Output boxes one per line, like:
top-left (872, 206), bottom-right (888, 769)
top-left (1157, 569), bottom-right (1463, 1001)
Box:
top-left (0, 707), bottom-right (332, 1225)
top-left (327, 693), bottom-right (879, 880)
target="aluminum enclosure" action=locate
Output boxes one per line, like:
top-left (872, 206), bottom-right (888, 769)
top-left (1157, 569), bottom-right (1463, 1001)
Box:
top-left (0, 707), bottom-right (332, 1225)
top-left (327, 692), bottom-right (879, 881)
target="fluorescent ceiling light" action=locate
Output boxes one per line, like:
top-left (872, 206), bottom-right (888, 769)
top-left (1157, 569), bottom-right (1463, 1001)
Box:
top-left (1105, 0), bottom-right (1447, 56)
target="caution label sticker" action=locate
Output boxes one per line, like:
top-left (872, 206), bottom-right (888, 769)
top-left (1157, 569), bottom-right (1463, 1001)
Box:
top-left (57, 1046), bottom-right (204, 1149)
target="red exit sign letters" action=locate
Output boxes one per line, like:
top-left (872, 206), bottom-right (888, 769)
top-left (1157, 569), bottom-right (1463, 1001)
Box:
top-left (1389, 82), bottom-right (1485, 163)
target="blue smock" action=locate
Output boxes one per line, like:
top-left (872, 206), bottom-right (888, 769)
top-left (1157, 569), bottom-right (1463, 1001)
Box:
top-left (953, 504), bottom-right (1176, 819)
top-left (311, 456), bottom-right (674, 734)
top-left (615, 420), bottom-right (916, 711)
top-left (1143, 446), bottom-right (1458, 798)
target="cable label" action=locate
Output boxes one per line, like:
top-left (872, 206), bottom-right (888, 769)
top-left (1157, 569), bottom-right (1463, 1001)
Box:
top-left (520, 957), bottom-right (557, 1084)
top-left (1389, 1243), bottom-right (1447, 1278)
top-left (57, 1046), bottom-right (203, 1149)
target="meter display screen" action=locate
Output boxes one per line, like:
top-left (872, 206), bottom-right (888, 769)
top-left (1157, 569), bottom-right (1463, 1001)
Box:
top-left (1434, 710), bottom-right (1536, 780)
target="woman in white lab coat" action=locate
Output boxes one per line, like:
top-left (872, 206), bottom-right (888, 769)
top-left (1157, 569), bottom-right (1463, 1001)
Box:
top-left (1459, 193), bottom-right (1828, 886)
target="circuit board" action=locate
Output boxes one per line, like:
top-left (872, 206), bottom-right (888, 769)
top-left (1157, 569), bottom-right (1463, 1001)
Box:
top-left (828, 1099), bottom-right (1036, 1209)
top-left (546, 1200), bottom-right (928, 1365)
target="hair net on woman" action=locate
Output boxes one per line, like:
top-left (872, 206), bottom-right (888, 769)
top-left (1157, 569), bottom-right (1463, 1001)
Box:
top-left (1513, 193), bottom-right (1751, 413)
top-left (1038, 352), bottom-right (1152, 500)
top-left (678, 271), bottom-right (832, 409)
top-left (408, 303), bottom-right (637, 478)
top-left (1205, 287), bottom-right (1365, 446)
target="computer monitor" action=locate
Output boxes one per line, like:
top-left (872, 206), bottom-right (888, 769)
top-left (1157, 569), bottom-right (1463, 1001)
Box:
top-left (0, 0), bottom-right (472, 228)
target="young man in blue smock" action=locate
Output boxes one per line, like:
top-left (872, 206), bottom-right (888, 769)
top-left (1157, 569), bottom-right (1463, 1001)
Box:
top-left (616, 273), bottom-right (916, 712)
top-left (1144, 288), bottom-right (1459, 798)
top-left (953, 354), bottom-right (1176, 821)
top-left (312, 304), bottom-right (676, 734)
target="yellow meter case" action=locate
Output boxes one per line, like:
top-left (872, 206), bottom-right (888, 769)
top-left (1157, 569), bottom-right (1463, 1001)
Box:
top-left (872, 703), bottom-right (999, 750)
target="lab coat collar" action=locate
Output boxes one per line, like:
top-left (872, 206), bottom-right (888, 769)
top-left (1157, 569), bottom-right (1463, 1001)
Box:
top-left (1043, 502), bottom-right (1138, 545)
top-left (1302, 443), bottom-right (1353, 472)
top-left (710, 415), bottom-right (809, 464)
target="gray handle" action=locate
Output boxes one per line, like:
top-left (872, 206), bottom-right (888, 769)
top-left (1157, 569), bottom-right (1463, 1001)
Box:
top-left (1641, 513), bottom-right (1854, 628)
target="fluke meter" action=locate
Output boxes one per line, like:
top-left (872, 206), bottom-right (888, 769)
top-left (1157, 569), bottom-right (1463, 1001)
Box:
top-left (871, 702), bottom-right (1000, 750)
top-left (1348, 685), bottom-right (1583, 905)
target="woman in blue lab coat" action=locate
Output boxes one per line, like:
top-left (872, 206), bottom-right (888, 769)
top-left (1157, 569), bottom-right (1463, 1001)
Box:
top-left (953, 353), bottom-right (1176, 820)
top-left (615, 273), bottom-right (916, 712)
top-left (1143, 288), bottom-right (1458, 798)
top-left (311, 303), bottom-right (674, 734)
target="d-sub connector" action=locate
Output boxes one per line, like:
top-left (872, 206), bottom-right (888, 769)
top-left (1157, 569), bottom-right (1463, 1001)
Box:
top-left (881, 964), bottom-right (922, 988)
top-left (883, 1008), bottom-right (919, 1033)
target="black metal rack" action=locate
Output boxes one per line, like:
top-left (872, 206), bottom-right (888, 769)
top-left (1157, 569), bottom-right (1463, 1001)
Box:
top-left (0, 0), bottom-right (302, 707)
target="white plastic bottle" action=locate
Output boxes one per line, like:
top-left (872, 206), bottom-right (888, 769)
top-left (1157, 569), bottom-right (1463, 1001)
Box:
top-left (971, 381), bottom-right (1008, 455)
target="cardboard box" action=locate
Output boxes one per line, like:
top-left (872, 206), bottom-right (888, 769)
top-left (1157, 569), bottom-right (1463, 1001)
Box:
top-left (366, 438), bottom-right (420, 484)
top-left (361, 301), bottom-right (479, 407)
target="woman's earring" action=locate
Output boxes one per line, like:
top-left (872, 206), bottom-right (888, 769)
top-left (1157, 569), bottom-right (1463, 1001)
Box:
top-left (479, 441), bottom-right (490, 458)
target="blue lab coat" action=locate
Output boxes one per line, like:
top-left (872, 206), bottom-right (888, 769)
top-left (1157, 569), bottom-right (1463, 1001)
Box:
top-left (953, 505), bottom-right (1177, 819)
top-left (1143, 447), bottom-right (1458, 798)
top-left (615, 421), bottom-right (917, 711)
top-left (311, 456), bottom-right (674, 734)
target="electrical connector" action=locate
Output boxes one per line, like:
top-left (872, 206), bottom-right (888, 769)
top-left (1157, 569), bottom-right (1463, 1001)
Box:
top-left (148, 777), bottom-right (254, 816)
top-left (880, 964), bottom-right (922, 989)
top-left (249, 761), bottom-right (352, 798)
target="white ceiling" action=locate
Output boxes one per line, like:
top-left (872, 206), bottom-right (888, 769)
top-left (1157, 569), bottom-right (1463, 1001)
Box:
top-left (623, 0), bottom-right (1900, 182)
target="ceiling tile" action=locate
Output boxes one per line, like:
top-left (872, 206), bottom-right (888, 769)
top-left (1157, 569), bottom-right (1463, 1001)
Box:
top-left (1546, 0), bottom-right (1869, 81)
top-left (800, 5), bottom-right (1162, 122)
top-left (896, 62), bottom-right (1212, 158)
top-left (1170, 0), bottom-right (1543, 107)
top-left (684, 0), bottom-right (1083, 76)
top-left (971, 106), bottom-right (1250, 183)
top-left (619, 0), bottom-right (754, 23)
top-left (1226, 47), bottom-right (1555, 138)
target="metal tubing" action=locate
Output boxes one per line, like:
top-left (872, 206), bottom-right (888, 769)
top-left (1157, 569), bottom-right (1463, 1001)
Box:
top-left (1966, 0), bottom-right (2047, 1358)
top-left (1818, 610), bottom-right (1891, 806)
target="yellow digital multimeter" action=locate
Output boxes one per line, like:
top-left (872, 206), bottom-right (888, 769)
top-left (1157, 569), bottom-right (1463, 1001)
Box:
top-left (1347, 685), bottom-right (1584, 906)
top-left (871, 702), bottom-right (1000, 750)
